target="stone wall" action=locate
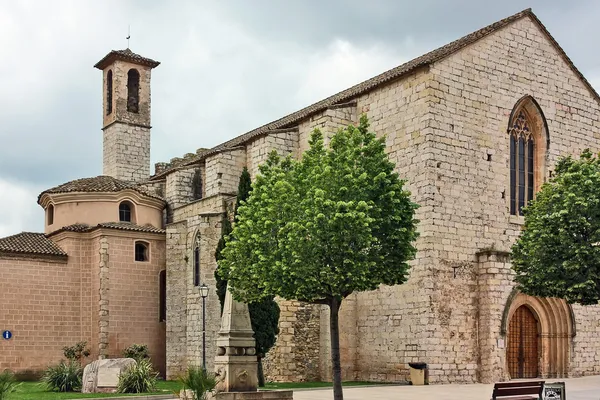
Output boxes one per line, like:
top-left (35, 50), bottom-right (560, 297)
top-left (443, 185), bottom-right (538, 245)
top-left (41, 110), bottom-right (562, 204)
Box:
top-left (263, 301), bottom-right (321, 382)
top-left (166, 168), bottom-right (196, 209)
top-left (103, 123), bottom-right (151, 183)
top-left (418, 16), bottom-right (600, 381)
top-left (246, 129), bottom-right (299, 179)
top-left (205, 149), bottom-right (247, 197)
top-left (166, 220), bottom-right (189, 379)
top-left (166, 195), bottom-right (228, 379)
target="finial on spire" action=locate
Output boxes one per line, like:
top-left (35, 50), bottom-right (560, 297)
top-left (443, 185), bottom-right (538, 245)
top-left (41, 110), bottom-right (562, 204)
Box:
top-left (126, 25), bottom-right (131, 49)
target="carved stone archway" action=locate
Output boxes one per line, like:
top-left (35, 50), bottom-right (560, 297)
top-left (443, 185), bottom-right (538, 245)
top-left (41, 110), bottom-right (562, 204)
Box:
top-left (503, 293), bottom-right (574, 378)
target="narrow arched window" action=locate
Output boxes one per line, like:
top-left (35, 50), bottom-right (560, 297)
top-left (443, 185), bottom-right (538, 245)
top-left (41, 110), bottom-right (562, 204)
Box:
top-left (192, 168), bottom-right (203, 200)
top-left (509, 111), bottom-right (534, 216)
top-left (135, 241), bottom-right (149, 262)
top-left (47, 204), bottom-right (54, 225)
top-left (159, 270), bottom-right (166, 322)
top-left (106, 70), bottom-right (113, 115)
top-left (127, 69), bottom-right (140, 113)
top-left (119, 201), bottom-right (132, 222)
top-left (193, 233), bottom-right (201, 286)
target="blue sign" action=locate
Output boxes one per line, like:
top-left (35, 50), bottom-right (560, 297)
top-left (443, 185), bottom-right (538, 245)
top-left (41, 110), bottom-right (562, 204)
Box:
top-left (2, 330), bottom-right (12, 340)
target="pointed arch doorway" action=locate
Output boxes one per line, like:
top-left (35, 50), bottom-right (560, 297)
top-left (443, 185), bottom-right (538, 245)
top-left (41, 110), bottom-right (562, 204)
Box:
top-left (507, 305), bottom-right (539, 378)
top-left (503, 293), bottom-right (574, 379)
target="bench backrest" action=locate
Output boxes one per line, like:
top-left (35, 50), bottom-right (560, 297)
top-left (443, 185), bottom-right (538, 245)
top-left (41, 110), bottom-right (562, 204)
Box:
top-left (492, 381), bottom-right (545, 400)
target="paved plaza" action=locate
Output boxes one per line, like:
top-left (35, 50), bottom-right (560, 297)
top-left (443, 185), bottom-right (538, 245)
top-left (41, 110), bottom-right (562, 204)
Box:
top-left (293, 375), bottom-right (600, 400)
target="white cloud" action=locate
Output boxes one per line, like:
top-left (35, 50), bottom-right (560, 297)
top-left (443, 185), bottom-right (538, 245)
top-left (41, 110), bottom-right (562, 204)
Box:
top-left (292, 39), bottom-right (405, 106)
top-left (0, 178), bottom-right (43, 237)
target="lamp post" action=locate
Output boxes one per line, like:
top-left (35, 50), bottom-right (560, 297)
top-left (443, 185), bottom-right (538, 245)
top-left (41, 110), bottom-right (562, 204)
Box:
top-left (199, 283), bottom-right (209, 370)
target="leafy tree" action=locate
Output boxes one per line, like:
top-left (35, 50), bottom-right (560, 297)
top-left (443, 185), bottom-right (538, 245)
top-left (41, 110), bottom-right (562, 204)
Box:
top-left (218, 116), bottom-right (419, 400)
top-left (512, 149), bottom-right (600, 305)
top-left (214, 167), bottom-right (280, 387)
top-left (62, 342), bottom-right (90, 365)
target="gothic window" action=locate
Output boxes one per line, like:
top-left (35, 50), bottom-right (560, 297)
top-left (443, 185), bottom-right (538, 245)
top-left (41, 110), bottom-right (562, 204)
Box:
top-left (193, 233), bottom-right (201, 286)
top-left (119, 201), bottom-right (133, 222)
top-left (135, 241), bottom-right (149, 262)
top-left (509, 111), bottom-right (534, 216)
top-left (106, 70), bottom-right (113, 115)
top-left (127, 69), bottom-right (140, 113)
top-left (159, 270), bottom-right (166, 322)
top-left (47, 204), bottom-right (54, 226)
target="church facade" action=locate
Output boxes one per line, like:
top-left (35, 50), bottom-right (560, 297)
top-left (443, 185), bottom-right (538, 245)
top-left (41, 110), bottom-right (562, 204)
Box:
top-left (1, 8), bottom-right (600, 384)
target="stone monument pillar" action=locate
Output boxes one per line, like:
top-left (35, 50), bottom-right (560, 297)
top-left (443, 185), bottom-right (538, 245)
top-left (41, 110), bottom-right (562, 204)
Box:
top-left (214, 288), bottom-right (259, 392)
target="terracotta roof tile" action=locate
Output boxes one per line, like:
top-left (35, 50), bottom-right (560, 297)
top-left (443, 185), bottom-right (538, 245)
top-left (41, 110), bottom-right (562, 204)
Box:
top-left (38, 175), bottom-right (164, 203)
top-left (0, 232), bottom-right (67, 257)
top-left (94, 48), bottom-right (160, 70)
top-left (48, 222), bottom-right (165, 236)
top-left (96, 222), bottom-right (165, 234)
top-left (150, 8), bottom-right (599, 180)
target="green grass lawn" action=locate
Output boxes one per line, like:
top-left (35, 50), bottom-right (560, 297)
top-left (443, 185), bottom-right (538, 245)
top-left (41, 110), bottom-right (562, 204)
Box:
top-left (8, 380), bottom-right (392, 399)
top-left (9, 380), bottom-right (181, 400)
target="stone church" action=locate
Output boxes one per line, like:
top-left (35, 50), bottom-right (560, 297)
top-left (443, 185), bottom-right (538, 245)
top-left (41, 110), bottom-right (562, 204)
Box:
top-left (1, 8), bottom-right (600, 384)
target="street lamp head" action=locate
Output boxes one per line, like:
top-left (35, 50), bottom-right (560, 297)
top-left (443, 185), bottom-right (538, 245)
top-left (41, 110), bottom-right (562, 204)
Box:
top-left (199, 283), bottom-right (209, 298)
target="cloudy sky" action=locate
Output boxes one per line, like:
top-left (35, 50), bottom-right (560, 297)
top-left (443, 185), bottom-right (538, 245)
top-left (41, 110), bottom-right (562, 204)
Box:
top-left (1, 0), bottom-right (599, 236)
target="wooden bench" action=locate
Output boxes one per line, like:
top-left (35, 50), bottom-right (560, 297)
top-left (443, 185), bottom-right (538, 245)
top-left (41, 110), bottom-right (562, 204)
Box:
top-left (491, 381), bottom-right (545, 400)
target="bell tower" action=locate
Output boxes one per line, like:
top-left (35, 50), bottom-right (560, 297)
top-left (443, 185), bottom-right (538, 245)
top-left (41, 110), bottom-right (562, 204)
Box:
top-left (94, 49), bottom-right (160, 183)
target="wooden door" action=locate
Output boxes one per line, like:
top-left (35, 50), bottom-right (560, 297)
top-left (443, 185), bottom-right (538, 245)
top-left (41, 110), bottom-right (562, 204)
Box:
top-left (508, 305), bottom-right (539, 378)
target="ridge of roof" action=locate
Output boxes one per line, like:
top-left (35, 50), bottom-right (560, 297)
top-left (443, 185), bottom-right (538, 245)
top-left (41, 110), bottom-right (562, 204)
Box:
top-left (47, 222), bottom-right (165, 237)
top-left (94, 48), bottom-right (160, 70)
top-left (0, 232), bottom-right (67, 257)
top-left (38, 175), bottom-right (164, 204)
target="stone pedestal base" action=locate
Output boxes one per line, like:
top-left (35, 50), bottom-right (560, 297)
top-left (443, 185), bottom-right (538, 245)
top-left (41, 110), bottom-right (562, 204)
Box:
top-left (215, 356), bottom-right (258, 392)
top-left (216, 390), bottom-right (293, 400)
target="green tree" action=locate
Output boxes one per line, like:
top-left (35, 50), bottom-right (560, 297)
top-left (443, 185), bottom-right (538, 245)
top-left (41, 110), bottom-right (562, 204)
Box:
top-left (512, 149), bottom-right (600, 305)
top-left (214, 167), bottom-right (280, 387)
top-left (218, 116), bottom-right (419, 400)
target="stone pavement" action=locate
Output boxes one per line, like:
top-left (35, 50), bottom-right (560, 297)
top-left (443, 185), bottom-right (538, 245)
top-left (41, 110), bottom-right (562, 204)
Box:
top-left (292, 375), bottom-right (600, 400)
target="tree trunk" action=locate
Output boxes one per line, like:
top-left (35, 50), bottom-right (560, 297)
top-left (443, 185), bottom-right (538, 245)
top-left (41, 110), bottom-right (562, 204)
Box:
top-left (257, 355), bottom-right (265, 387)
top-left (330, 297), bottom-right (343, 400)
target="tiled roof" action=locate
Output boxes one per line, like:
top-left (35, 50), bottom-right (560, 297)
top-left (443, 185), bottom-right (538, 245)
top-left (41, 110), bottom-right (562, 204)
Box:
top-left (0, 232), bottom-right (67, 257)
top-left (150, 8), bottom-right (599, 180)
top-left (97, 222), bottom-right (165, 233)
top-left (94, 48), bottom-right (160, 70)
top-left (38, 175), bottom-right (163, 203)
top-left (49, 222), bottom-right (165, 236)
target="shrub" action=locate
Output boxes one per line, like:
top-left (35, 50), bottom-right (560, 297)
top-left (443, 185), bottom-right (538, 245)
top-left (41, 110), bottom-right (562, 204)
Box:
top-left (179, 366), bottom-right (217, 400)
top-left (122, 344), bottom-right (150, 362)
top-left (0, 370), bottom-right (20, 400)
top-left (117, 359), bottom-right (157, 393)
top-left (62, 342), bottom-right (90, 364)
top-left (42, 361), bottom-right (82, 392)
top-left (13, 369), bottom-right (42, 382)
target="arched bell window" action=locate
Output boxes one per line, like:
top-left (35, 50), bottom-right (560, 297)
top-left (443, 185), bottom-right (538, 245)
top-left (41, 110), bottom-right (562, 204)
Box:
top-left (106, 69), bottom-right (113, 115)
top-left (127, 69), bottom-right (140, 113)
